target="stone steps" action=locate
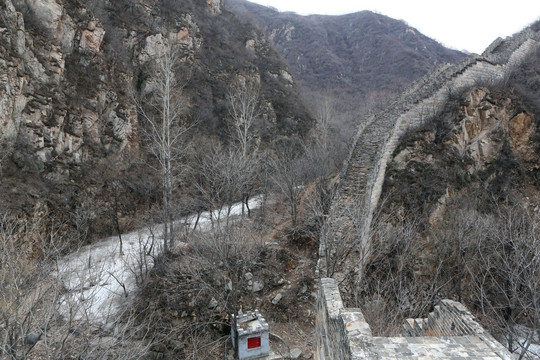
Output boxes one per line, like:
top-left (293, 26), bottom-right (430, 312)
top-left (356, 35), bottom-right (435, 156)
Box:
top-left (402, 300), bottom-right (484, 338)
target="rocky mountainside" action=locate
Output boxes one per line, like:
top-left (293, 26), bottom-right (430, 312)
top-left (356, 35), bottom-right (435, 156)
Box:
top-left (227, 0), bottom-right (466, 116)
top-left (0, 0), bottom-right (312, 240)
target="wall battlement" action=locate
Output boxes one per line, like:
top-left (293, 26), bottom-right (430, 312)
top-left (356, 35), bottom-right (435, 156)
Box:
top-left (316, 25), bottom-right (540, 359)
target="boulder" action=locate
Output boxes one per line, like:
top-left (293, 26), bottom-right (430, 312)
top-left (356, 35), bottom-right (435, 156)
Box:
top-left (289, 348), bottom-right (302, 359)
top-left (271, 293), bottom-right (282, 305)
top-left (208, 297), bottom-right (218, 309)
top-left (252, 280), bottom-right (264, 292)
top-left (24, 332), bottom-right (41, 345)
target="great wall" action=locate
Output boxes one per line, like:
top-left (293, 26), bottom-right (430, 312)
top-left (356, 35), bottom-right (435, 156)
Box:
top-left (315, 25), bottom-right (540, 359)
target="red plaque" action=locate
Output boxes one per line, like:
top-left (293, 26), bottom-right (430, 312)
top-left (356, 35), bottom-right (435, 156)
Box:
top-left (247, 336), bottom-right (261, 349)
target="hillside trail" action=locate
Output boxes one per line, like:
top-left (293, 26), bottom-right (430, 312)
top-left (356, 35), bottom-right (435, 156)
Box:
top-left (55, 195), bottom-right (264, 325)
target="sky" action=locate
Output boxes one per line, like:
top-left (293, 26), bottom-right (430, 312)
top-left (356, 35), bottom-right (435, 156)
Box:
top-left (245, 0), bottom-right (540, 54)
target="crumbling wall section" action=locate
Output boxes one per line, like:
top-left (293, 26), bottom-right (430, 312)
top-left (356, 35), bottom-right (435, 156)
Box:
top-left (315, 281), bottom-right (516, 359)
top-left (403, 300), bottom-right (492, 337)
top-left (402, 300), bottom-right (514, 360)
top-left (315, 278), bottom-right (375, 360)
top-left (318, 25), bottom-right (540, 281)
top-left (316, 24), bottom-right (539, 360)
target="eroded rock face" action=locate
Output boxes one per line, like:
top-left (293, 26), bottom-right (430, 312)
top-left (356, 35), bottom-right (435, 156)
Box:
top-left (450, 88), bottom-right (537, 174)
top-left (1, 0), bottom-right (28, 146)
top-left (138, 33), bottom-right (166, 64)
top-left (79, 22), bottom-right (105, 53)
top-left (385, 86), bottom-right (540, 223)
top-left (207, 0), bottom-right (222, 14)
top-left (509, 112), bottom-right (534, 158)
top-left (392, 88), bottom-right (537, 176)
top-left (0, 0), bottom-right (137, 175)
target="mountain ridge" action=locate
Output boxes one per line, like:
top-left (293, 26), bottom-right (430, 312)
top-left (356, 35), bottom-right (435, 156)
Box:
top-left (227, 0), bottom-right (466, 121)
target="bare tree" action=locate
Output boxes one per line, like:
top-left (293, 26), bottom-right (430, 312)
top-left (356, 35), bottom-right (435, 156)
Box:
top-left (0, 213), bottom-right (64, 359)
top-left (195, 144), bottom-right (245, 228)
top-left (227, 77), bottom-right (262, 217)
top-left (356, 209), bottom-right (450, 336)
top-left (131, 216), bottom-right (266, 359)
top-left (71, 200), bottom-right (98, 244)
top-left (302, 95), bottom-right (337, 184)
top-left (320, 198), bottom-right (363, 279)
top-left (423, 198), bottom-right (540, 358)
top-left (0, 207), bottom-right (157, 360)
top-left (135, 38), bottom-right (190, 252)
top-left (303, 96), bottom-right (338, 243)
top-left (270, 145), bottom-right (308, 228)
top-left (361, 195), bottom-right (540, 355)
top-left (0, 213), bottom-right (117, 359)
top-left (313, 96), bottom-right (333, 157)
top-left (465, 204), bottom-right (540, 359)
top-left (227, 76), bottom-right (261, 159)
top-left (112, 180), bottom-right (125, 254)
top-left (187, 223), bottom-right (265, 357)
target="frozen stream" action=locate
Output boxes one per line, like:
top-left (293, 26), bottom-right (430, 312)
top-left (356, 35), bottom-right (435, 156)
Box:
top-left (56, 195), bottom-right (264, 324)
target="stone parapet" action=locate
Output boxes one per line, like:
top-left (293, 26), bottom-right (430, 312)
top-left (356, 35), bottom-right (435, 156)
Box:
top-left (316, 278), bottom-right (375, 360)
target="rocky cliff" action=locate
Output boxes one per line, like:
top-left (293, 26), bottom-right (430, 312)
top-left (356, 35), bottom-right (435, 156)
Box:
top-left (377, 25), bottom-right (540, 228)
top-left (0, 0), bottom-right (312, 240)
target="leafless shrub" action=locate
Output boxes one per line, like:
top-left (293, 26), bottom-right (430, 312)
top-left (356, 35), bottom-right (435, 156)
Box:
top-left (463, 203), bottom-right (540, 358)
top-left (357, 209), bottom-right (448, 336)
